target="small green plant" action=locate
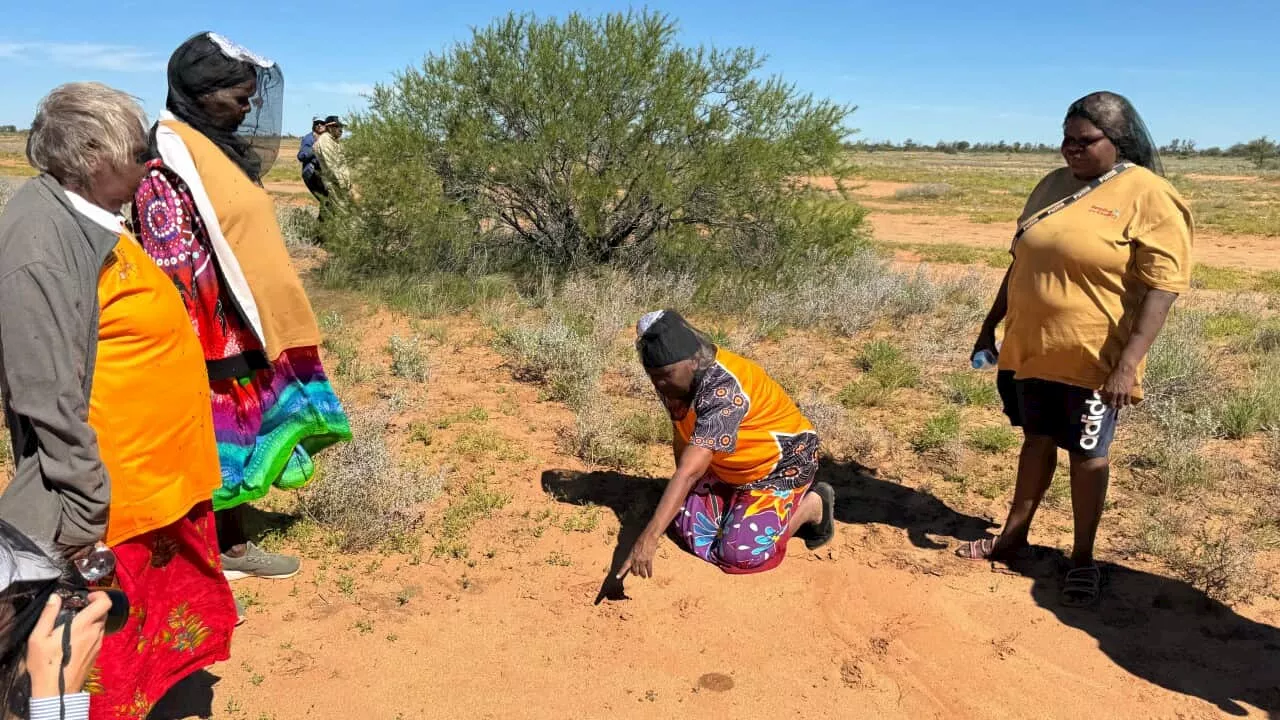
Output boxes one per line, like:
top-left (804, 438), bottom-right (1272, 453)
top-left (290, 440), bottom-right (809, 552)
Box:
top-left (452, 428), bottom-right (522, 461)
top-left (967, 425), bottom-right (1019, 454)
top-left (836, 380), bottom-right (893, 408)
top-left (912, 408), bottom-right (962, 452)
top-left (1202, 310), bottom-right (1258, 340)
top-left (409, 422), bottom-right (434, 445)
top-left (322, 334), bottom-right (374, 383)
top-left (336, 574), bottom-right (355, 597)
top-left (353, 620), bottom-right (374, 635)
top-left (431, 481), bottom-right (512, 558)
top-left (560, 505), bottom-right (601, 533)
top-left (387, 334), bottom-right (430, 382)
top-left (546, 551), bottom-right (573, 567)
top-left (943, 372), bottom-right (999, 406)
top-left (436, 406), bottom-right (490, 429)
top-left (856, 340), bottom-right (920, 390)
top-left (250, 673), bottom-right (265, 687)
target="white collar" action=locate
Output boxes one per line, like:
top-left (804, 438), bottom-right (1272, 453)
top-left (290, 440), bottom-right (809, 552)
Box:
top-left (63, 189), bottom-right (124, 235)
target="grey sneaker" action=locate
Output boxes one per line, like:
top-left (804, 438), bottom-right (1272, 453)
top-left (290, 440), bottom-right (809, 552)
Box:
top-left (222, 542), bottom-right (300, 581)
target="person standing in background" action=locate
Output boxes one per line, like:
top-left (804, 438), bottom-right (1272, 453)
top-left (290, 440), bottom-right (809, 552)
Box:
top-left (297, 117), bottom-right (329, 208)
top-left (313, 115), bottom-right (351, 193)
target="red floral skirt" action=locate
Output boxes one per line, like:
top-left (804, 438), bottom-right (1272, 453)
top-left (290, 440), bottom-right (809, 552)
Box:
top-left (88, 502), bottom-right (235, 720)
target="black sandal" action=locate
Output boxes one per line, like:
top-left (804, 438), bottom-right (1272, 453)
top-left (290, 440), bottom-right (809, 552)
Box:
top-left (1061, 565), bottom-right (1105, 608)
top-left (797, 482), bottom-right (836, 550)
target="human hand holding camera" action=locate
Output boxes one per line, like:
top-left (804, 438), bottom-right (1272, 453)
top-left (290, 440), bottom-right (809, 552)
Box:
top-left (26, 591), bottom-right (112, 699)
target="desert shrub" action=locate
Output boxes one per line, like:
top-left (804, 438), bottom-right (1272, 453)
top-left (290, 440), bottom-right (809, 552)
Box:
top-left (1126, 441), bottom-right (1211, 496)
top-left (968, 425), bottom-right (1019, 454)
top-left (912, 408), bottom-right (962, 452)
top-left (618, 410), bottom-right (673, 446)
top-left (734, 248), bottom-right (938, 336)
top-left (387, 335), bottom-right (430, 382)
top-left (1250, 320), bottom-right (1280, 354)
top-left (1141, 311), bottom-right (1215, 428)
top-left (301, 409), bottom-right (444, 551)
top-left (943, 372), bottom-right (999, 406)
top-left (277, 205), bottom-right (318, 251)
top-left (564, 401), bottom-right (645, 470)
top-left (1167, 527), bottom-right (1258, 605)
top-left (893, 183), bottom-right (955, 200)
top-left (1214, 369), bottom-right (1280, 438)
top-left (344, 10), bottom-right (861, 272)
top-left (1266, 429), bottom-right (1280, 470)
top-left (836, 380), bottom-right (893, 409)
top-left (495, 314), bottom-right (607, 408)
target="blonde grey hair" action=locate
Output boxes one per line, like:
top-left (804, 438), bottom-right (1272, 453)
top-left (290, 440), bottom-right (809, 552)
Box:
top-left (25, 82), bottom-right (147, 189)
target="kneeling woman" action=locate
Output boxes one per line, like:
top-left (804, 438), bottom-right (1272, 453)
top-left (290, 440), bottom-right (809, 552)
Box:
top-left (619, 311), bottom-right (835, 579)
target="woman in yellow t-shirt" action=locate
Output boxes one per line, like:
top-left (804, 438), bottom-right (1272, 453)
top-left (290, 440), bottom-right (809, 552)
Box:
top-left (617, 311), bottom-right (835, 579)
top-left (959, 92), bottom-right (1192, 607)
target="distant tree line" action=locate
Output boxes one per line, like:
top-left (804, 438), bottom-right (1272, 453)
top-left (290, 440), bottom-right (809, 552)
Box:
top-left (848, 135), bottom-right (1280, 168)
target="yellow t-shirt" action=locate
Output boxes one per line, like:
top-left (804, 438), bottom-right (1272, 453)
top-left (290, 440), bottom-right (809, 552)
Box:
top-left (1000, 166), bottom-right (1194, 398)
top-left (671, 349), bottom-right (815, 486)
top-left (91, 233), bottom-right (222, 545)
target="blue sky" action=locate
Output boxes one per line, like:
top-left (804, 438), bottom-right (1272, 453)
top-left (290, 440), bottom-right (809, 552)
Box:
top-left (1, 0), bottom-right (1275, 147)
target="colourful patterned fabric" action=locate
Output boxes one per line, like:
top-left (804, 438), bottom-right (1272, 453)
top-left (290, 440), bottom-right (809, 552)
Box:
top-left (671, 349), bottom-right (816, 486)
top-left (133, 161), bottom-right (351, 511)
top-left (211, 347), bottom-right (351, 508)
top-left (672, 433), bottom-right (820, 574)
top-left (89, 502), bottom-right (235, 720)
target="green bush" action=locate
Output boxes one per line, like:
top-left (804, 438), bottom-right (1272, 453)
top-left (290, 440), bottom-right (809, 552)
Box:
top-left (943, 372), bottom-right (998, 406)
top-left (968, 425), bottom-right (1019, 454)
top-left (856, 341), bottom-right (920, 389)
top-left (341, 10), bottom-right (862, 272)
top-left (912, 408), bottom-right (962, 452)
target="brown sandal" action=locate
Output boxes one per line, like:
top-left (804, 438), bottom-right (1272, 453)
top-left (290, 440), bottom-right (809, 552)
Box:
top-left (954, 536), bottom-right (1025, 561)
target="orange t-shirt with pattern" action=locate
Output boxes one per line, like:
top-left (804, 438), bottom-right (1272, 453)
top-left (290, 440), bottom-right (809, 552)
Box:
top-left (672, 349), bottom-right (816, 486)
top-left (91, 233), bottom-right (222, 546)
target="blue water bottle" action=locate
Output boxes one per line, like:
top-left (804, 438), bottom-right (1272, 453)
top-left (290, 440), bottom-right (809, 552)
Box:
top-left (971, 343), bottom-right (1001, 370)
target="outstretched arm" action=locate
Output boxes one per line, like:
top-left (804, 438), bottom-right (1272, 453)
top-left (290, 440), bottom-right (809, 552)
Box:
top-left (617, 445), bottom-right (713, 580)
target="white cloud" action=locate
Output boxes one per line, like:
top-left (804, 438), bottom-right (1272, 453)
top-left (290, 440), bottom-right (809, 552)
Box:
top-left (309, 81), bottom-right (375, 97)
top-left (0, 41), bottom-right (165, 72)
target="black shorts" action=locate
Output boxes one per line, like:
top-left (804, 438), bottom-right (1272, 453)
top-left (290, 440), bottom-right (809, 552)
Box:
top-left (997, 371), bottom-right (1118, 459)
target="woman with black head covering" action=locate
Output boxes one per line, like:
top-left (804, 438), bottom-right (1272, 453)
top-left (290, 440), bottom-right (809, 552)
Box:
top-left (617, 311), bottom-right (836, 580)
top-left (960, 92), bottom-right (1193, 607)
top-left (133, 33), bottom-right (351, 586)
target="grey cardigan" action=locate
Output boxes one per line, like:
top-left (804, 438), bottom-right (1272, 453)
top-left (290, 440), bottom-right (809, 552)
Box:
top-left (0, 175), bottom-right (117, 551)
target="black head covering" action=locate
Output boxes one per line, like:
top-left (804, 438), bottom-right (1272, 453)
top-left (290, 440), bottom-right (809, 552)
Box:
top-left (637, 310), bottom-right (703, 368)
top-left (1065, 91), bottom-right (1164, 176)
top-left (163, 32), bottom-right (284, 182)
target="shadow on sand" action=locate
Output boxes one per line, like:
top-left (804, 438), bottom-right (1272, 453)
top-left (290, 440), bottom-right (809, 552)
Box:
top-left (147, 670), bottom-right (218, 720)
top-left (540, 459), bottom-right (995, 600)
top-left (1002, 547), bottom-right (1279, 717)
top-left (543, 461), bottom-right (1280, 717)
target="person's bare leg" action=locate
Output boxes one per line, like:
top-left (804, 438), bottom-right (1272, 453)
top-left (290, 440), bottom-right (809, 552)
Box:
top-left (991, 432), bottom-right (1058, 553)
top-left (1067, 453), bottom-right (1109, 568)
top-left (792, 490), bottom-right (823, 530)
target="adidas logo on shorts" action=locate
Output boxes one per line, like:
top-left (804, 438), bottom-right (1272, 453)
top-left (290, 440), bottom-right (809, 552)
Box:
top-left (1080, 392), bottom-right (1107, 451)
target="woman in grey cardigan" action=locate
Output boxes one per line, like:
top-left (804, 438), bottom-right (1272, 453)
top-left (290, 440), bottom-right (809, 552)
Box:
top-left (0, 82), bottom-right (235, 719)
